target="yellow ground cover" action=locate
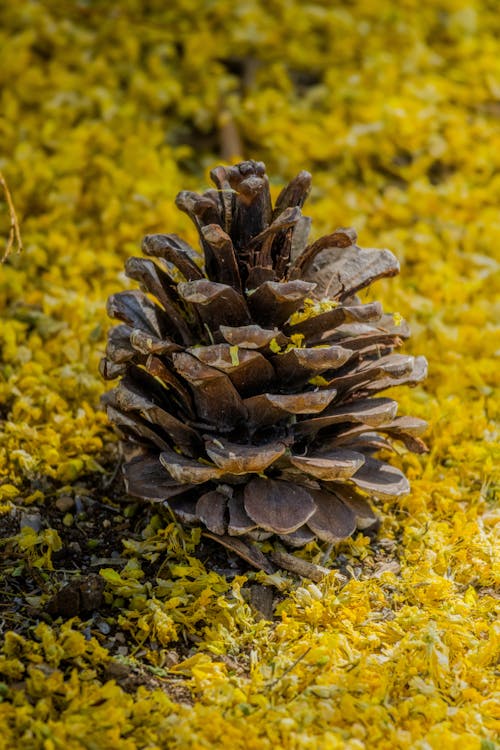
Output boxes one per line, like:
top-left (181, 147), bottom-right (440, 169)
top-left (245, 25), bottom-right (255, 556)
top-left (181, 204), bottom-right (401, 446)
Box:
top-left (0, 1), bottom-right (498, 748)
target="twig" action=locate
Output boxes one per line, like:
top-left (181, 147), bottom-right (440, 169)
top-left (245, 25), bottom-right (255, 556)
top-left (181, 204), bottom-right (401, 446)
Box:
top-left (102, 455), bottom-right (123, 490)
top-left (218, 110), bottom-right (243, 161)
top-left (269, 550), bottom-right (330, 582)
top-left (266, 646), bottom-right (312, 689)
top-left (0, 171), bottom-right (23, 262)
top-left (320, 542), bottom-right (334, 566)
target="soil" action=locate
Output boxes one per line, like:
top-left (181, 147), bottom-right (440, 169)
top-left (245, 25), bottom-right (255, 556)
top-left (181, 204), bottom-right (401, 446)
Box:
top-left (0, 463), bottom-right (402, 701)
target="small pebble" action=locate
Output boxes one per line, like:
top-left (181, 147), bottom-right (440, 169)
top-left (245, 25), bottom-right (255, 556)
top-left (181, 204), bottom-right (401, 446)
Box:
top-left (74, 496), bottom-right (85, 514)
top-left (98, 621), bottom-right (111, 635)
top-left (19, 512), bottom-right (42, 532)
top-left (55, 495), bottom-right (74, 513)
top-left (162, 650), bottom-right (180, 668)
top-left (104, 662), bottom-right (129, 680)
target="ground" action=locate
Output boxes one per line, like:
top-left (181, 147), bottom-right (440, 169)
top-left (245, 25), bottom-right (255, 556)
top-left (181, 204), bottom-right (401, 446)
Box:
top-left (0, 1), bottom-right (499, 749)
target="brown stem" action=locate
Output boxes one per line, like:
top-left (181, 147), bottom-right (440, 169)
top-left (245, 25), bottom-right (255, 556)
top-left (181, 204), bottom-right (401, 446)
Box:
top-left (0, 171), bottom-right (23, 262)
top-left (269, 550), bottom-right (330, 582)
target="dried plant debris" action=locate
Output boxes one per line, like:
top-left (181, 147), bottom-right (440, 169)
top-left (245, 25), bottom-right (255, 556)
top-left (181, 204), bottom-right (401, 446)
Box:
top-left (0, 171), bottom-right (23, 262)
top-left (102, 161), bottom-right (427, 575)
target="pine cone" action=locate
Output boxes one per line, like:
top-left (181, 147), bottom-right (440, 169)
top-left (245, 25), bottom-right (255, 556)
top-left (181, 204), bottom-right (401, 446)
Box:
top-left (101, 161), bottom-right (427, 573)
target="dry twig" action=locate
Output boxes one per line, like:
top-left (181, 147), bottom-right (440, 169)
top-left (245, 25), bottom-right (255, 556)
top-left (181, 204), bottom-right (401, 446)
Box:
top-left (0, 171), bottom-right (23, 262)
top-left (269, 550), bottom-right (330, 582)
